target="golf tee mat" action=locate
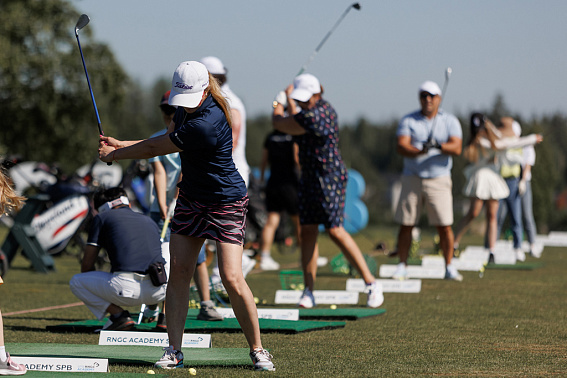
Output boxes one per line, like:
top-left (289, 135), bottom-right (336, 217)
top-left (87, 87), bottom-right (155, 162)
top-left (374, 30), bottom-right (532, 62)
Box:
top-left (6, 342), bottom-right (251, 368)
top-left (48, 315), bottom-right (346, 334)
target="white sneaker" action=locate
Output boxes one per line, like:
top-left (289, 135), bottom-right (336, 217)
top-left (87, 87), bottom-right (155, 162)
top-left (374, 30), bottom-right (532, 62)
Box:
top-left (515, 249), bottom-right (526, 262)
top-left (298, 288), bottom-right (315, 308)
top-left (391, 263), bottom-right (408, 280)
top-left (260, 255), bottom-right (280, 271)
top-left (444, 265), bottom-right (463, 281)
top-left (530, 244), bottom-right (543, 258)
top-left (365, 281), bottom-right (384, 308)
top-left (0, 353), bottom-right (27, 375)
top-left (250, 348), bottom-right (275, 371)
top-left (154, 346), bottom-right (184, 369)
top-left (242, 254), bottom-right (257, 278)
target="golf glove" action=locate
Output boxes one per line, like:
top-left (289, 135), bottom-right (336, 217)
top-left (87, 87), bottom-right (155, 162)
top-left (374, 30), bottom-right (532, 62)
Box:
top-left (273, 91), bottom-right (288, 108)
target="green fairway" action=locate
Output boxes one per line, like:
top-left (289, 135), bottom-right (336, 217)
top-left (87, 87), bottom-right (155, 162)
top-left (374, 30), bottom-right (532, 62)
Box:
top-left (1, 225), bottom-right (566, 376)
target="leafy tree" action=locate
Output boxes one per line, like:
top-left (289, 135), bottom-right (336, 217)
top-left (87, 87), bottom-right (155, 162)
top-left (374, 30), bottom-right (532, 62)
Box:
top-left (0, 0), bottom-right (129, 171)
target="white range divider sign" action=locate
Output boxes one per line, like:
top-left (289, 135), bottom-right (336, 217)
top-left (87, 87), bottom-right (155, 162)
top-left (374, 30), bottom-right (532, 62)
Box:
top-left (345, 278), bottom-right (422, 293)
top-left (275, 290), bottom-right (359, 305)
top-left (11, 356), bottom-right (108, 373)
top-left (421, 255), bottom-right (485, 272)
top-left (216, 307), bottom-right (299, 321)
top-left (98, 330), bottom-right (211, 348)
top-left (537, 231), bottom-right (567, 247)
top-left (379, 264), bottom-right (445, 279)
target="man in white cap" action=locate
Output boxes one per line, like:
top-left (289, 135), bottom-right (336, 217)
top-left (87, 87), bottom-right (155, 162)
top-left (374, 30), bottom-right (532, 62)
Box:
top-left (392, 80), bottom-right (464, 281)
top-left (199, 57), bottom-right (250, 187)
top-left (199, 57), bottom-right (256, 282)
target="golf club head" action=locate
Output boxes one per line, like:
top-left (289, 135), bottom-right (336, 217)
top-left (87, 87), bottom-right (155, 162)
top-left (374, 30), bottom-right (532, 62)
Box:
top-left (75, 14), bottom-right (90, 36)
top-left (445, 67), bottom-right (452, 81)
top-left (352, 2), bottom-right (362, 10)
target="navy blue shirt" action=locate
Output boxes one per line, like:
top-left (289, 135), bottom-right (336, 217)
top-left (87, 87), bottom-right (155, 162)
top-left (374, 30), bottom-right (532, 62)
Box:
top-left (169, 96), bottom-right (247, 203)
top-left (87, 207), bottom-right (165, 273)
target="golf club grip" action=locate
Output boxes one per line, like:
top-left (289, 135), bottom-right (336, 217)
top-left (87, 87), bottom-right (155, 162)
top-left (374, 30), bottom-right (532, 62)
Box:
top-left (98, 124), bottom-right (112, 166)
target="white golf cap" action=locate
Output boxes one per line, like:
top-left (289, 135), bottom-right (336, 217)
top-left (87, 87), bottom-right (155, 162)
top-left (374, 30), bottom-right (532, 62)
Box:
top-left (512, 120), bottom-right (522, 136)
top-left (419, 81), bottom-right (442, 96)
top-left (169, 61), bottom-right (210, 108)
top-left (290, 73), bottom-right (321, 102)
top-left (200, 56), bottom-right (227, 75)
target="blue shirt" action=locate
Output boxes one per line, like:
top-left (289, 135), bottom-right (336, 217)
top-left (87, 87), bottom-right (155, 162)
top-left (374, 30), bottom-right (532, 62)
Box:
top-left (169, 95), bottom-right (247, 203)
top-left (397, 109), bottom-right (462, 178)
top-left (148, 129), bottom-right (181, 213)
top-left (87, 207), bottom-right (165, 273)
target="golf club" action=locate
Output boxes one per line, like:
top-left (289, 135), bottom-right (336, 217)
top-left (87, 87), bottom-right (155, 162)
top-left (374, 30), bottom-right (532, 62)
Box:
top-left (296, 2), bottom-right (361, 76)
top-left (74, 14), bottom-right (111, 165)
top-left (425, 67), bottom-right (452, 149)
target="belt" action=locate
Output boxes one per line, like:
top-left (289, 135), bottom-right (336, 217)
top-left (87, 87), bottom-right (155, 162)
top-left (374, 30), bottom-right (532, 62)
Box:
top-left (114, 272), bottom-right (150, 281)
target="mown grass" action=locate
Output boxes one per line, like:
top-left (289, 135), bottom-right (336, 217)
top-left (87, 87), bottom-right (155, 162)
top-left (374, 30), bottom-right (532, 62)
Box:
top-left (1, 224), bottom-right (566, 377)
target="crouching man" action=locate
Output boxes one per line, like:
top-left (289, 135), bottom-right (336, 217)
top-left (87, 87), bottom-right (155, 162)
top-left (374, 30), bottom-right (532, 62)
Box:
top-left (70, 187), bottom-right (167, 331)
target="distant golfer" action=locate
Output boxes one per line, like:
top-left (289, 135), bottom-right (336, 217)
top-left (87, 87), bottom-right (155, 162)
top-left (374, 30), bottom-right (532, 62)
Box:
top-left (98, 61), bottom-right (274, 371)
top-left (272, 73), bottom-right (384, 309)
top-left (393, 81), bottom-right (463, 281)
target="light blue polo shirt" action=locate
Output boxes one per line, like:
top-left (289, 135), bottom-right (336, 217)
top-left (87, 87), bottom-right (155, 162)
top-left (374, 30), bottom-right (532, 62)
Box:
top-left (148, 129), bottom-right (182, 213)
top-left (397, 109), bottom-right (462, 178)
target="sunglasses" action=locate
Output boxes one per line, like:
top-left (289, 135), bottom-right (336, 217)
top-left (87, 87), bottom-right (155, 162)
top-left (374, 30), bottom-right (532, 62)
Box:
top-left (419, 92), bottom-right (437, 100)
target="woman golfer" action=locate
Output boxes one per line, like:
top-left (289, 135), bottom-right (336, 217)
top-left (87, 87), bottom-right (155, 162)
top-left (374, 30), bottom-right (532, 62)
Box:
top-left (272, 73), bottom-right (383, 309)
top-left (98, 61), bottom-right (274, 372)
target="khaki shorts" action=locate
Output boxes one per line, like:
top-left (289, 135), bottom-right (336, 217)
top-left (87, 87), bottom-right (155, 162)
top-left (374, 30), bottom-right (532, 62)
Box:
top-left (395, 175), bottom-right (454, 226)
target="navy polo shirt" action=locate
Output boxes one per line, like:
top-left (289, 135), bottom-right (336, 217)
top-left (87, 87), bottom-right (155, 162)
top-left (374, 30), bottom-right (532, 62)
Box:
top-left (169, 96), bottom-right (247, 203)
top-left (87, 207), bottom-right (164, 273)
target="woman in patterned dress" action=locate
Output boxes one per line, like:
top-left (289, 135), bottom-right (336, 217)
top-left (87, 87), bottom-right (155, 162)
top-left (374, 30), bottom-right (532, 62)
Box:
top-left (272, 74), bottom-right (383, 309)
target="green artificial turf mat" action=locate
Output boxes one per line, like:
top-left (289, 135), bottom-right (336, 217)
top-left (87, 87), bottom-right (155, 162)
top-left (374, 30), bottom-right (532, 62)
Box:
top-left (7, 343), bottom-right (250, 367)
top-left (47, 317), bottom-right (345, 334)
top-left (485, 261), bottom-right (544, 270)
top-left (298, 307), bottom-right (386, 320)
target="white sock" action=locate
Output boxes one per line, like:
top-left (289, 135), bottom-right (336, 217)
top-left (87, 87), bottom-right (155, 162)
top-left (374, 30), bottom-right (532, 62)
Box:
top-left (0, 346), bottom-right (7, 362)
top-left (261, 251), bottom-right (271, 258)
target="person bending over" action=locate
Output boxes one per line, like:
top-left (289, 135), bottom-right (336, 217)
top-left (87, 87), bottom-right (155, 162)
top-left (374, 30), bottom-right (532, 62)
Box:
top-left (70, 187), bottom-right (167, 331)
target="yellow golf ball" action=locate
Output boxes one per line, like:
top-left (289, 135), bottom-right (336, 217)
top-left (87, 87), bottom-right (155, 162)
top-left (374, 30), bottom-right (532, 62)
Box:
top-left (147, 369), bottom-right (155, 374)
top-left (189, 367), bottom-right (197, 375)
top-left (330, 305), bottom-right (337, 310)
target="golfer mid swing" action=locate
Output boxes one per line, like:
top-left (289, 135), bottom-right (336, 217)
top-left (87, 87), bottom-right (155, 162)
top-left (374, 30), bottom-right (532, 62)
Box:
top-left (98, 61), bottom-right (274, 371)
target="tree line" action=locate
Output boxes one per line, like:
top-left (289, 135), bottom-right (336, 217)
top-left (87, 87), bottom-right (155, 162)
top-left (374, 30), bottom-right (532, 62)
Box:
top-left (1, 0), bottom-right (566, 232)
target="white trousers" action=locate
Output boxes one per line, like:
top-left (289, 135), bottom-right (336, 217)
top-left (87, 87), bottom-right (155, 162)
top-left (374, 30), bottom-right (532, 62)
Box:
top-left (69, 271), bottom-right (167, 320)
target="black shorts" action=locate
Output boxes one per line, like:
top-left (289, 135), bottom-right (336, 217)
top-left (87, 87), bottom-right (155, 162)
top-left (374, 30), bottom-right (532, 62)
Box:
top-left (265, 184), bottom-right (299, 215)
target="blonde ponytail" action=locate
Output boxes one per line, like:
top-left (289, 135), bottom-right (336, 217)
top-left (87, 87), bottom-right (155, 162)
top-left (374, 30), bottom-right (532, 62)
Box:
top-left (207, 73), bottom-right (232, 127)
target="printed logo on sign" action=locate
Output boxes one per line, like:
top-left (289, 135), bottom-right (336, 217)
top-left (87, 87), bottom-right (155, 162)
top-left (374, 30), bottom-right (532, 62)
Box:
top-left (175, 82), bottom-right (193, 90)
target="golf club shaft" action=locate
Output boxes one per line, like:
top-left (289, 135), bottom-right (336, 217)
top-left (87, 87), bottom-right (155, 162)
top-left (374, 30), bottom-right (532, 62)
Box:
top-left (427, 68), bottom-right (452, 143)
top-left (76, 36), bottom-right (103, 135)
top-left (75, 33), bottom-right (111, 165)
top-left (297, 3), bottom-right (360, 76)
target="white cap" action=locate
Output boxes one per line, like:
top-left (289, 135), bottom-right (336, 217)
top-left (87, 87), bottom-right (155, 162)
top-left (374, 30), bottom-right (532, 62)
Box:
top-left (169, 61), bottom-right (210, 108)
top-left (512, 120), bottom-right (522, 136)
top-left (199, 56), bottom-right (227, 75)
top-left (418, 81), bottom-right (442, 96)
top-left (290, 73), bottom-right (321, 102)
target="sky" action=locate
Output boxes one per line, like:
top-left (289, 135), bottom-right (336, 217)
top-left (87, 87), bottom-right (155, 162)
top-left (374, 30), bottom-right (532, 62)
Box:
top-left (70, 0), bottom-right (567, 125)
